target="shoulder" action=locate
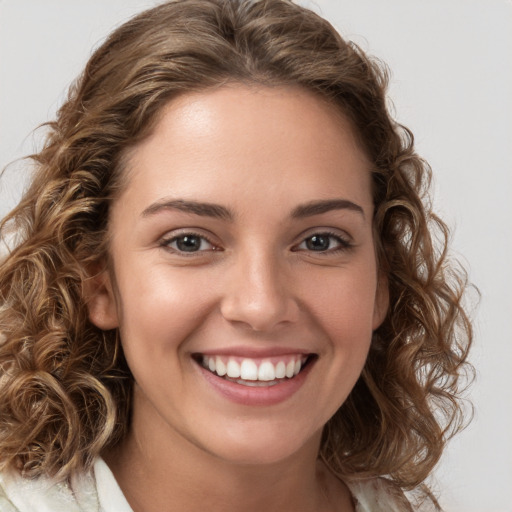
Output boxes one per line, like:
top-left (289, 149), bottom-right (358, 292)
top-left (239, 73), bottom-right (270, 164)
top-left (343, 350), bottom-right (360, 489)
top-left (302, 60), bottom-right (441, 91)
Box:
top-left (344, 477), bottom-right (414, 512)
top-left (0, 466), bottom-right (99, 512)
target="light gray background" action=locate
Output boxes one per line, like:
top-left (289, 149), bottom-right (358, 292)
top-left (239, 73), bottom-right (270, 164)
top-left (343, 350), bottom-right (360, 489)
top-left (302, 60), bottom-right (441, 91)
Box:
top-left (1, 1), bottom-right (511, 510)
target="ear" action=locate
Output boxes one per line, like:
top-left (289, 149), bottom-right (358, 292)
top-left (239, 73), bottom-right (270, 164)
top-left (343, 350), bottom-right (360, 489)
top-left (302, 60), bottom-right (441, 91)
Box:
top-left (85, 267), bottom-right (119, 330)
top-left (372, 272), bottom-right (389, 330)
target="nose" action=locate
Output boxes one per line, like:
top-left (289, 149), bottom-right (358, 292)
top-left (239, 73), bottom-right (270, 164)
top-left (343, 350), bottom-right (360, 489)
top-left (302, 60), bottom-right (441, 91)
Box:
top-left (220, 249), bottom-right (300, 332)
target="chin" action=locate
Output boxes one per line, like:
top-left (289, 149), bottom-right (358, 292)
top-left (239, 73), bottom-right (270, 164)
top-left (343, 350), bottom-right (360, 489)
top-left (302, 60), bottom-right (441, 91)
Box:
top-left (189, 419), bottom-right (322, 467)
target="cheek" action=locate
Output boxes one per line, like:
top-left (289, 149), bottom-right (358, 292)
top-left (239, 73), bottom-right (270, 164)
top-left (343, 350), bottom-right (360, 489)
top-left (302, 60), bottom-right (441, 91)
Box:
top-left (291, 269), bottom-right (377, 424)
top-left (302, 264), bottom-right (378, 340)
top-left (114, 263), bottom-right (215, 359)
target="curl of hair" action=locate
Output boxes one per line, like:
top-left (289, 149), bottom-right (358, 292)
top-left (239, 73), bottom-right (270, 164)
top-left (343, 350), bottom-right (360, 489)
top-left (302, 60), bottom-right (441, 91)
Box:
top-left (0, 0), bottom-right (473, 494)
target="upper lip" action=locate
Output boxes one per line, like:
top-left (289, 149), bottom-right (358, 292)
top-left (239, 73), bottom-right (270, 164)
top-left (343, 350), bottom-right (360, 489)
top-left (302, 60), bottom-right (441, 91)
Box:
top-left (194, 346), bottom-right (315, 358)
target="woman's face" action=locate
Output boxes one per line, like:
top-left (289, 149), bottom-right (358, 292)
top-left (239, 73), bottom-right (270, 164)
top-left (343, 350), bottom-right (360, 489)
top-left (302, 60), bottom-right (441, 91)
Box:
top-left (90, 85), bottom-right (387, 466)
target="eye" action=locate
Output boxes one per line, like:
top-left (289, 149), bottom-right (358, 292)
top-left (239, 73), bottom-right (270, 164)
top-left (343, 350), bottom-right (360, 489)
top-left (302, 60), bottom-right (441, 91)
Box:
top-left (295, 232), bottom-right (351, 253)
top-left (162, 233), bottom-right (217, 253)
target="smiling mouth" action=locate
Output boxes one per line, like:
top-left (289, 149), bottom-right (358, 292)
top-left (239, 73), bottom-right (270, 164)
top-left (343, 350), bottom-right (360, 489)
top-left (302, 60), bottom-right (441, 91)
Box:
top-left (194, 354), bottom-right (316, 387)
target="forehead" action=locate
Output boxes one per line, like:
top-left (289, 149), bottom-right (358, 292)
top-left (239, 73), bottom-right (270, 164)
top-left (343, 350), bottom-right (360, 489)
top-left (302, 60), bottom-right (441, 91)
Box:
top-left (119, 84), bottom-right (373, 216)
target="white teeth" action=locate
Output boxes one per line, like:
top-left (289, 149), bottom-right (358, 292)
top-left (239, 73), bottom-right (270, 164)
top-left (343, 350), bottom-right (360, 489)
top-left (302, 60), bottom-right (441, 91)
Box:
top-left (285, 360), bottom-right (295, 378)
top-left (275, 361), bottom-right (286, 379)
top-left (216, 356), bottom-right (227, 376)
top-left (240, 359), bottom-right (258, 380)
top-left (226, 359), bottom-right (241, 378)
top-left (201, 355), bottom-right (309, 382)
top-left (258, 361), bottom-right (275, 381)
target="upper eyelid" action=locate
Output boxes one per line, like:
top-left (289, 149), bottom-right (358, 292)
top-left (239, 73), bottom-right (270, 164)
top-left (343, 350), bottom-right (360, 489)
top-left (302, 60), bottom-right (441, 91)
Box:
top-left (160, 227), bottom-right (216, 241)
top-left (295, 227), bottom-right (353, 244)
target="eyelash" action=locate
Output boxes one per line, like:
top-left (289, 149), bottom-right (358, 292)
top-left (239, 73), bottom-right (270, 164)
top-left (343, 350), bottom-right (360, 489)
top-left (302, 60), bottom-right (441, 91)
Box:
top-left (160, 230), bottom-right (353, 255)
top-left (292, 231), bottom-right (353, 254)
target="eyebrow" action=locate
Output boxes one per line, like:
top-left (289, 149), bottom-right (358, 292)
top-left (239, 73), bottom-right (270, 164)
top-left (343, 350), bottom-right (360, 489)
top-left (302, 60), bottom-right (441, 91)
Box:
top-left (141, 197), bottom-right (365, 221)
top-left (291, 199), bottom-right (365, 219)
top-left (141, 199), bottom-right (234, 220)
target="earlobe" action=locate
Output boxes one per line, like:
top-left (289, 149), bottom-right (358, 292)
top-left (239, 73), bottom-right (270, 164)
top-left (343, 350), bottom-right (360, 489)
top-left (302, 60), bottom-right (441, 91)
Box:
top-left (85, 269), bottom-right (119, 330)
top-left (372, 273), bottom-right (389, 330)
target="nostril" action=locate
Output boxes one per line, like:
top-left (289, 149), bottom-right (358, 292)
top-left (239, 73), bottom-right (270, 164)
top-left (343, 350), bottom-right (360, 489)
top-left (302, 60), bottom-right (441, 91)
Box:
top-left (220, 295), bottom-right (300, 332)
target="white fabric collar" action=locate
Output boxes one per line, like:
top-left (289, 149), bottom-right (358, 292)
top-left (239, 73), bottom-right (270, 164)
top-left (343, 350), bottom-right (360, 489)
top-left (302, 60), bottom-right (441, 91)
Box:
top-left (94, 458), bottom-right (133, 512)
top-left (0, 458), bottom-right (410, 512)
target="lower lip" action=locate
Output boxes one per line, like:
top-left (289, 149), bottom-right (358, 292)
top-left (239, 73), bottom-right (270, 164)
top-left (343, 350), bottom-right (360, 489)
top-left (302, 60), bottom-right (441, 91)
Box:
top-left (196, 359), bottom-right (314, 406)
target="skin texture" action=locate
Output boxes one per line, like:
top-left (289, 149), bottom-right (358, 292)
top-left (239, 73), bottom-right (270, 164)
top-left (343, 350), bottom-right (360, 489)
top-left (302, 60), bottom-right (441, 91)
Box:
top-left (89, 85), bottom-right (388, 512)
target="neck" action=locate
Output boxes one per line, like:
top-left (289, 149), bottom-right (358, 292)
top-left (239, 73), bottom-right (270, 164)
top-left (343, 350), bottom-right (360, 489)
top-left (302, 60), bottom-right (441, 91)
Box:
top-left (105, 433), bottom-right (331, 512)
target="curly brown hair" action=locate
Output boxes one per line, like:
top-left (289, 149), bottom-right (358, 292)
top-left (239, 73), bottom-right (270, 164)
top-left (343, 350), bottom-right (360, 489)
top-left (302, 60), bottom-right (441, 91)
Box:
top-left (0, 0), bottom-right (472, 495)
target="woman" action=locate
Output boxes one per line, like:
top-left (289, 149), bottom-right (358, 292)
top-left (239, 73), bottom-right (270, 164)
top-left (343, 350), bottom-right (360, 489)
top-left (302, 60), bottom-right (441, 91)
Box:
top-left (0, 0), bottom-right (473, 510)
